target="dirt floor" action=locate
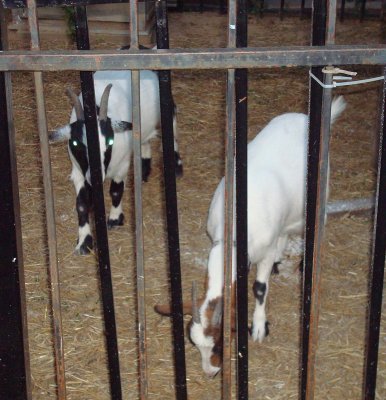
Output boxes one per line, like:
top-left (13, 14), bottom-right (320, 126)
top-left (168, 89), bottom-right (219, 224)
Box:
top-left (7, 11), bottom-right (386, 400)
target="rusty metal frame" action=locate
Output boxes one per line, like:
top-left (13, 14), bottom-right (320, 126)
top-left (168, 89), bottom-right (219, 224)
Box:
top-left (155, 1), bottom-right (188, 398)
top-left (0, 8), bottom-right (31, 400)
top-left (222, 1), bottom-right (237, 398)
top-left (363, 65), bottom-right (386, 400)
top-left (301, 0), bottom-right (336, 397)
top-left (0, 0), bottom-right (385, 399)
top-left (235, 1), bottom-right (248, 399)
top-left (0, 45), bottom-right (385, 71)
top-left (26, 1), bottom-right (67, 397)
top-left (129, 0), bottom-right (149, 398)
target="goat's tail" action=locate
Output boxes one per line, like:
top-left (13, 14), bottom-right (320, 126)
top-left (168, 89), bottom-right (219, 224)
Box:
top-left (330, 96), bottom-right (347, 125)
top-left (49, 124), bottom-right (71, 142)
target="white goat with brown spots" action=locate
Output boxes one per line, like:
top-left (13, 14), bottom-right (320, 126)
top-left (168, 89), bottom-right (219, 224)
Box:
top-left (155, 96), bottom-right (346, 377)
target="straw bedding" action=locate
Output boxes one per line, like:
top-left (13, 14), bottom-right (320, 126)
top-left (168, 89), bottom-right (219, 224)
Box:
top-left (8, 12), bottom-right (386, 399)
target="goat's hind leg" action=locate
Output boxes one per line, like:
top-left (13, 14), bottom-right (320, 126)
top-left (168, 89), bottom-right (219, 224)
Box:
top-left (107, 178), bottom-right (125, 229)
top-left (251, 246), bottom-right (276, 342)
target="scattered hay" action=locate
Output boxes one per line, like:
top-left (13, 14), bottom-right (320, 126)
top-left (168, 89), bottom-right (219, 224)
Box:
top-left (8, 12), bottom-right (385, 399)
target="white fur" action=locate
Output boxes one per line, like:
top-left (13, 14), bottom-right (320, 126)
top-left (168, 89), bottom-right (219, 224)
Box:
top-left (191, 96), bottom-right (347, 372)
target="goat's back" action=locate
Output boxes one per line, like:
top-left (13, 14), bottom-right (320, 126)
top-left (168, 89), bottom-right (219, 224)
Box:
top-left (207, 113), bottom-right (308, 251)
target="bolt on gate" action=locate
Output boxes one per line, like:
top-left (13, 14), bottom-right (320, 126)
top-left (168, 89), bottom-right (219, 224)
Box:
top-left (0, 0), bottom-right (385, 399)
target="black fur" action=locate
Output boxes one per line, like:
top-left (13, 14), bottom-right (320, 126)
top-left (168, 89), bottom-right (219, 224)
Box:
top-left (76, 184), bottom-right (92, 227)
top-left (107, 213), bottom-right (124, 229)
top-left (99, 118), bottom-right (115, 172)
top-left (109, 180), bottom-right (124, 207)
top-left (78, 234), bottom-right (93, 255)
top-left (299, 258), bottom-right (304, 273)
top-left (142, 158), bottom-right (152, 182)
top-left (265, 321), bottom-right (270, 337)
top-left (252, 281), bottom-right (267, 306)
top-left (107, 180), bottom-right (125, 229)
top-left (69, 121), bottom-right (88, 175)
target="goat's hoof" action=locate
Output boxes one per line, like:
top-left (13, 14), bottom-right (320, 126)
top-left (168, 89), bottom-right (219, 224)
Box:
top-left (141, 158), bottom-right (151, 182)
top-left (265, 321), bottom-right (270, 337)
top-left (250, 320), bottom-right (270, 342)
top-left (299, 258), bottom-right (304, 273)
top-left (175, 152), bottom-right (183, 177)
top-left (75, 234), bottom-right (93, 255)
top-left (107, 213), bottom-right (124, 229)
top-left (272, 261), bottom-right (280, 275)
top-left (175, 164), bottom-right (183, 177)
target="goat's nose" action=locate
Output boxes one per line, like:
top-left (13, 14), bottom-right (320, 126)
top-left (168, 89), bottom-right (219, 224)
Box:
top-left (205, 368), bottom-right (221, 379)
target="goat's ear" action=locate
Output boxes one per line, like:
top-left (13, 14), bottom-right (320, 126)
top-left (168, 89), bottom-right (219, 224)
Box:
top-left (112, 120), bottom-right (133, 133)
top-left (154, 304), bottom-right (173, 316)
top-left (49, 124), bottom-right (71, 142)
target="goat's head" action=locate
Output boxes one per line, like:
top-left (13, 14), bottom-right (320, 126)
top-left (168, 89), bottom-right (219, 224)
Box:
top-left (188, 282), bottom-right (224, 378)
top-left (155, 282), bottom-right (234, 378)
top-left (65, 84), bottom-right (132, 178)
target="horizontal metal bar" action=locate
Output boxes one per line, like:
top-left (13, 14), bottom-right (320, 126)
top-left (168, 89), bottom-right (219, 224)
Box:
top-left (1, 0), bottom-right (128, 9)
top-left (326, 197), bottom-right (375, 215)
top-left (0, 45), bottom-right (385, 71)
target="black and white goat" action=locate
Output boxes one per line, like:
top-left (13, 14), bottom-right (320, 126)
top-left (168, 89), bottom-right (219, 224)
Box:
top-left (50, 70), bottom-right (182, 254)
top-left (155, 96), bottom-right (346, 377)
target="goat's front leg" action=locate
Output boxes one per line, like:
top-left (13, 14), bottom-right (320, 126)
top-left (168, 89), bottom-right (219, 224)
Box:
top-left (73, 171), bottom-right (93, 255)
top-left (251, 247), bottom-right (276, 342)
top-left (107, 178), bottom-right (124, 229)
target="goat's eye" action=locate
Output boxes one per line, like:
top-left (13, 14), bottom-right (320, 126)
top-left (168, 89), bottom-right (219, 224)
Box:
top-left (72, 140), bottom-right (78, 147)
top-left (108, 138), bottom-right (114, 146)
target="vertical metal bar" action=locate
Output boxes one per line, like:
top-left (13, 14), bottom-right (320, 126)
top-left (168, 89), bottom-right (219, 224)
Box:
top-left (340, 0), bottom-right (346, 22)
top-left (360, 0), bottom-right (366, 21)
top-left (26, 1), bottom-right (67, 398)
top-left (305, 68), bottom-right (333, 400)
top-left (280, 0), bottom-right (285, 20)
top-left (301, 0), bottom-right (306, 19)
top-left (176, 0), bottom-right (184, 12)
top-left (129, 1), bottom-right (148, 398)
top-left (155, 2), bottom-right (188, 399)
top-left (235, 0), bottom-right (248, 399)
top-left (301, 0), bottom-right (335, 398)
top-left (221, 0), bottom-right (227, 14)
top-left (363, 68), bottom-right (386, 400)
top-left (327, 0), bottom-right (337, 44)
top-left (259, 0), bottom-right (265, 18)
top-left (73, 7), bottom-right (122, 400)
top-left (0, 8), bottom-right (31, 400)
top-left (223, 1), bottom-right (237, 399)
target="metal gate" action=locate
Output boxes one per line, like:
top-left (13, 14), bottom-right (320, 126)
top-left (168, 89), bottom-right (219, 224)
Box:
top-left (0, 0), bottom-right (385, 399)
